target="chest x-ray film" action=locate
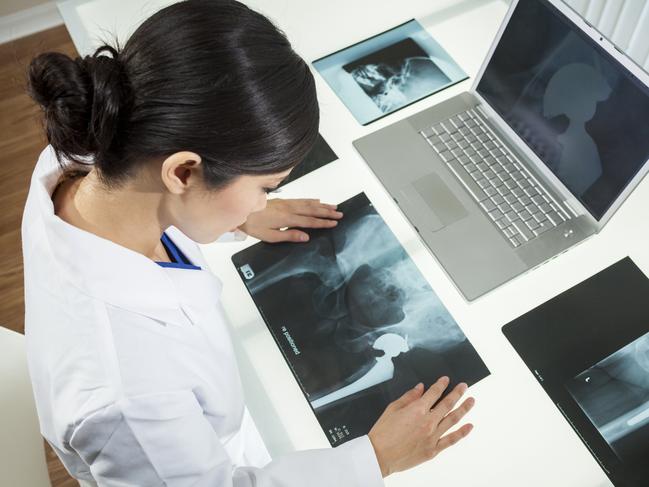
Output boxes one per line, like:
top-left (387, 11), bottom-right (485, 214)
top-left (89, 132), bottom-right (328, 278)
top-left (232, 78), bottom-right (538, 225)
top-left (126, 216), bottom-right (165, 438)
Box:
top-left (232, 193), bottom-right (489, 446)
top-left (503, 257), bottom-right (649, 486)
top-left (313, 20), bottom-right (468, 126)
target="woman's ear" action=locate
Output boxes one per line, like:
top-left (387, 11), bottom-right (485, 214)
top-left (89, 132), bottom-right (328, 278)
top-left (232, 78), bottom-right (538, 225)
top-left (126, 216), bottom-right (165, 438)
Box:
top-left (160, 151), bottom-right (202, 194)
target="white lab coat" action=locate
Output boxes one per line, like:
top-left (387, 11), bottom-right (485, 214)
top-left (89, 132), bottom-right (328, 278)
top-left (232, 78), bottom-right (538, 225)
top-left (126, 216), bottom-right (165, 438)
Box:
top-left (22, 146), bottom-right (384, 487)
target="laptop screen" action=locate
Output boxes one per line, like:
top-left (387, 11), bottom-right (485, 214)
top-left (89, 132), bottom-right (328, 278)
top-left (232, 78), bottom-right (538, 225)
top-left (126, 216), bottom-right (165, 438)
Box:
top-left (477, 0), bottom-right (649, 220)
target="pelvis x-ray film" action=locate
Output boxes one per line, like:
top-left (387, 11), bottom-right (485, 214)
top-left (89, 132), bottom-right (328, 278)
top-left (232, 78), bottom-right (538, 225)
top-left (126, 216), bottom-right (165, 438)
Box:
top-left (313, 20), bottom-right (467, 125)
top-left (233, 193), bottom-right (489, 446)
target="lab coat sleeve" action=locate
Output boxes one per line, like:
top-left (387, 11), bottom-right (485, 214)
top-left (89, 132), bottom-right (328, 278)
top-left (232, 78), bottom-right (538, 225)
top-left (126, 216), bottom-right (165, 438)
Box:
top-left (69, 390), bottom-right (384, 487)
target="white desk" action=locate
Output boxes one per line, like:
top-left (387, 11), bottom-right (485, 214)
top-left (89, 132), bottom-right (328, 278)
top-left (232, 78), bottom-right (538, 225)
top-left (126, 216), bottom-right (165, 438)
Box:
top-left (57, 1), bottom-right (649, 485)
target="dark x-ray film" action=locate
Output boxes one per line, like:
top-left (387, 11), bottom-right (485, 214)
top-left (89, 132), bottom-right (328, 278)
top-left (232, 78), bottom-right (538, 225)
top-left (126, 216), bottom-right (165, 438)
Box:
top-left (503, 257), bottom-right (649, 486)
top-left (233, 193), bottom-right (489, 446)
top-left (279, 134), bottom-right (338, 188)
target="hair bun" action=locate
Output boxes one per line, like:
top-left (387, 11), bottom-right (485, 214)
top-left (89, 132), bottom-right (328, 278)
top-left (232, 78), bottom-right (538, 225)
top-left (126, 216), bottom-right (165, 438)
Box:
top-left (28, 45), bottom-right (132, 167)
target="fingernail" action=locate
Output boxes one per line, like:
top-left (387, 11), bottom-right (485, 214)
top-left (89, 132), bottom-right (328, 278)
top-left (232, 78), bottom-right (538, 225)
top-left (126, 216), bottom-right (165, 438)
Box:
top-left (300, 234), bottom-right (309, 242)
top-left (415, 382), bottom-right (423, 390)
top-left (440, 376), bottom-right (450, 384)
top-left (460, 382), bottom-right (468, 391)
top-left (335, 211), bottom-right (343, 217)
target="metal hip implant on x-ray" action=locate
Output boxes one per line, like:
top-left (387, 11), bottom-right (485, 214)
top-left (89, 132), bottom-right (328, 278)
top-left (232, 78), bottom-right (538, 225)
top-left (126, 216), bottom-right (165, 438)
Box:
top-left (311, 334), bottom-right (410, 409)
top-left (542, 63), bottom-right (611, 196)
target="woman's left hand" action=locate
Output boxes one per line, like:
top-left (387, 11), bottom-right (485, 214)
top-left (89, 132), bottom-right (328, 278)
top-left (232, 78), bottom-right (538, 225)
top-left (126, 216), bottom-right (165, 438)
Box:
top-left (239, 198), bottom-right (343, 243)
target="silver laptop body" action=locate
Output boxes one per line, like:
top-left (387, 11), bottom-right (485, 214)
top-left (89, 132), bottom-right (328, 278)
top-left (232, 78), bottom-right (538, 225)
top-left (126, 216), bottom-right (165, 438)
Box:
top-left (353, 0), bottom-right (649, 300)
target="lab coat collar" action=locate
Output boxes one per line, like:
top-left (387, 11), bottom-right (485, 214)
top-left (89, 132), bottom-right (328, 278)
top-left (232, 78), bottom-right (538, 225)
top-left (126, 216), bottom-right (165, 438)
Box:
top-left (32, 147), bottom-right (204, 327)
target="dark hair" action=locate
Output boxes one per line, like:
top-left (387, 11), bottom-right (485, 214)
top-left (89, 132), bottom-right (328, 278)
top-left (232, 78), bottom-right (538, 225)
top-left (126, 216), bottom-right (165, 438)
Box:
top-left (28, 0), bottom-right (319, 189)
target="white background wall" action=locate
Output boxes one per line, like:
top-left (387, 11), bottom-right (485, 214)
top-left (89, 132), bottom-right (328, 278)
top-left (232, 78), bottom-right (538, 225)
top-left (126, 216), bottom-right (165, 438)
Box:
top-left (564, 0), bottom-right (649, 70)
top-left (0, 0), bottom-right (52, 17)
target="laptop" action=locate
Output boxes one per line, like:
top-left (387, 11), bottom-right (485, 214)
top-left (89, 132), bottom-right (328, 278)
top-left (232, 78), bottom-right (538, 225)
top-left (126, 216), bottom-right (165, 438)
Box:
top-left (353, 0), bottom-right (649, 301)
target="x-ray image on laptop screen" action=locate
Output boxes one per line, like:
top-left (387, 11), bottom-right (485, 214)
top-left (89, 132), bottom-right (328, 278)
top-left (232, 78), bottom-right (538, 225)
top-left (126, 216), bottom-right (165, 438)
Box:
top-left (477, 0), bottom-right (649, 220)
top-left (232, 193), bottom-right (490, 447)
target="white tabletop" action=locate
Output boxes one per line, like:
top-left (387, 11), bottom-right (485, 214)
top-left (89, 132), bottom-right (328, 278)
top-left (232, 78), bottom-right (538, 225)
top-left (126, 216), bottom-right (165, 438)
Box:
top-left (57, 1), bottom-right (649, 485)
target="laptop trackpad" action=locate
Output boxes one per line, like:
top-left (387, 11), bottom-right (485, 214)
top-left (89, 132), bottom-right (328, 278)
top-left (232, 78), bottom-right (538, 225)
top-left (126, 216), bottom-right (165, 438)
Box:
top-left (399, 173), bottom-right (468, 231)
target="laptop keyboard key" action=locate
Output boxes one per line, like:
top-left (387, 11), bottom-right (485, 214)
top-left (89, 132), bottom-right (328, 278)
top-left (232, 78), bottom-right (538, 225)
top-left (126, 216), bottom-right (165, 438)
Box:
top-left (546, 211), bottom-right (563, 225)
top-left (489, 209), bottom-right (504, 220)
top-left (492, 194), bottom-right (505, 205)
top-left (481, 200), bottom-right (496, 212)
top-left (533, 212), bottom-right (546, 223)
top-left (519, 209), bottom-right (532, 221)
top-left (503, 193), bottom-right (517, 204)
top-left (420, 127), bottom-right (435, 138)
top-left (477, 178), bottom-right (491, 189)
top-left (533, 221), bottom-right (553, 236)
top-left (524, 186), bottom-right (538, 197)
top-left (540, 202), bottom-right (553, 213)
top-left (505, 211), bottom-right (518, 222)
top-left (446, 160), bottom-right (488, 201)
top-left (512, 220), bottom-right (534, 241)
top-left (526, 219), bottom-right (540, 230)
top-left (439, 151), bottom-right (454, 162)
top-left (511, 201), bottom-right (524, 212)
top-left (509, 236), bottom-right (522, 247)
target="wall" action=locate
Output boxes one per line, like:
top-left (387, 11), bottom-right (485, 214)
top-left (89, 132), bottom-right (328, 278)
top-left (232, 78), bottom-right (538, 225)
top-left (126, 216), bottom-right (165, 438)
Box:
top-left (0, 0), bottom-right (52, 17)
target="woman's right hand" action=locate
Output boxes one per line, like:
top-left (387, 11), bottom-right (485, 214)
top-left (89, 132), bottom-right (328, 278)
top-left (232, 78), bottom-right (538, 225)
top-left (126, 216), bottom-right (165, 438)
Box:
top-left (367, 377), bottom-right (475, 478)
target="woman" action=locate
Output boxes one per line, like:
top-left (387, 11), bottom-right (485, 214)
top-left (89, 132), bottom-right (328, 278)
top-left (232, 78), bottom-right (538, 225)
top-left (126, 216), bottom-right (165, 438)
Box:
top-left (23, 1), bottom-right (475, 485)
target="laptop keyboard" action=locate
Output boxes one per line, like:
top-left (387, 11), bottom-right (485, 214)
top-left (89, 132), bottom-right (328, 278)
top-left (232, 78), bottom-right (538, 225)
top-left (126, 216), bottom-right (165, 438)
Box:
top-left (420, 108), bottom-right (570, 247)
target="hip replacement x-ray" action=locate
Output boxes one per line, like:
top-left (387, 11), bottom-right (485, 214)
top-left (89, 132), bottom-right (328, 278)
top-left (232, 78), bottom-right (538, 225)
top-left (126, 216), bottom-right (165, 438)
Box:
top-left (233, 193), bottom-right (489, 446)
top-left (503, 257), bottom-right (649, 487)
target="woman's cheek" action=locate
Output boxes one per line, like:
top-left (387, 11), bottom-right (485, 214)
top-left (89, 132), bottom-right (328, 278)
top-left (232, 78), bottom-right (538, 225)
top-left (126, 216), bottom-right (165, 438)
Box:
top-left (253, 192), bottom-right (267, 213)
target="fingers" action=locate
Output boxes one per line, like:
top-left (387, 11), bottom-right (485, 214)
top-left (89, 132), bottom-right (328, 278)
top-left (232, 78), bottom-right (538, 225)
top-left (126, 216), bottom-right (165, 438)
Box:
top-left (429, 382), bottom-right (468, 422)
top-left (437, 397), bottom-right (475, 436)
top-left (288, 214), bottom-right (339, 229)
top-left (290, 199), bottom-right (343, 220)
top-left (388, 383), bottom-right (424, 411)
top-left (261, 229), bottom-right (310, 243)
top-left (434, 423), bottom-right (474, 453)
top-left (418, 376), bottom-right (449, 411)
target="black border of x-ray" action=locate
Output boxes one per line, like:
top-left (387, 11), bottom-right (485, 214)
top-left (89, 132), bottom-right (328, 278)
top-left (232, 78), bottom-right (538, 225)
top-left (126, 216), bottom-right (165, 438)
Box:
top-left (312, 19), bottom-right (469, 126)
top-left (502, 257), bottom-right (649, 487)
